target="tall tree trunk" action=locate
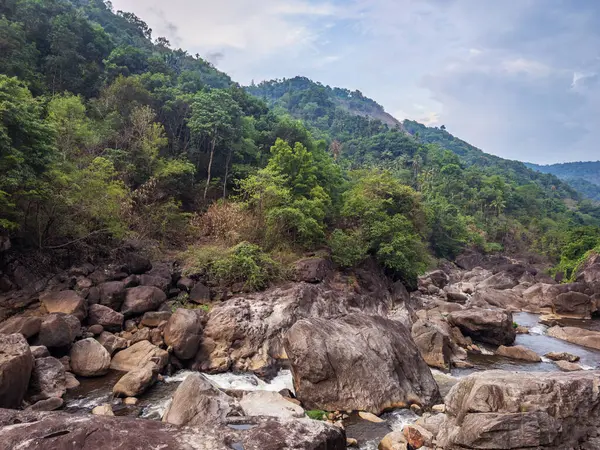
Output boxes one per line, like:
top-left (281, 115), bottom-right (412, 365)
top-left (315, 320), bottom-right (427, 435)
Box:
top-left (222, 147), bottom-right (232, 199)
top-left (204, 136), bottom-right (216, 199)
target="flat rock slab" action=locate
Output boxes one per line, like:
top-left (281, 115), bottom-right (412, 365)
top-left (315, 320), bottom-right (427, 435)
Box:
top-left (548, 326), bottom-right (600, 350)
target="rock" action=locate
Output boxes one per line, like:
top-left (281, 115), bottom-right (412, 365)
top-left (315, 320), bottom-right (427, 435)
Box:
top-left (124, 397), bottom-right (138, 405)
top-left (162, 372), bottom-right (237, 426)
top-left (477, 271), bottom-right (518, 290)
top-left (124, 319), bottom-right (137, 332)
top-left (141, 311), bottom-right (171, 327)
top-left (70, 338), bottom-right (111, 377)
top-left (379, 431), bottom-right (408, 450)
top-left (432, 404), bottom-right (445, 413)
top-left (0, 315), bottom-right (41, 338)
top-left (64, 372), bottom-right (79, 389)
top-left (59, 355), bottom-right (71, 372)
top-left (40, 290), bottom-right (87, 321)
top-left (555, 360), bottom-right (583, 371)
top-left (347, 437), bottom-right (358, 447)
top-left (164, 308), bottom-right (204, 360)
top-left (139, 274), bottom-right (170, 292)
top-left (62, 313), bottom-right (82, 339)
top-left (444, 286), bottom-right (469, 303)
top-left (110, 340), bottom-right (168, 372)
top-left (548, 326), bottom-right (600, 350)
top-left (545, 351), bottom-right (580, 362)
top-left (471, 288), bottom-right (525, 311)
top-left (411, 318), bottom-right (453, 370)
top-left (121, 286), bottom-right (167, 316)
top-left (131, 327), bottom-right (151, 344)
top-left (239, 391), bottom-right (305, 419)
top-left (0, 334), bottom-right (33, 408)
top-left (553, 291), bottom-right (595, 319)
top-left (96, 331), bottom-right (127, 355)
top-left (176, 277), bottom-right (194, 292)
top-left (36, 314), bottom-right (75, 349)
top-left (0, 409), bottom-right (347, 450)
top-left (123, 253), bottom-right (152, 275)
top-left (27, 356), bottom-right (66, 401)
top-left (448, 308), bottom-right (516, 345)
top-left (428, 270), bottom-right (450, 289)
top-left (284, 313), bottom-right (441, 414)
top-left (30, 345), bottom-right (49, 358)
top-left (92, 403), bottom-right (114, 416)
top-left (358, 411), bottom-right (385, 423)
top-left (438, 370), bottom-right (600, 449)
top-left (27, 397), bottom-right (63, 411)
top-left (194, 280), bottom-right (391, 374)
top-left (403, 424), bottom-right (433, 449)
top-left (87, 324), bottom-right (104, 335)
top-left (98, 281), bottom-right (127, 310)
top-left (294, 257), bottom-right (332, 283)
top-left (88, 304), bottom-right (124, 332)
top-left (189, 282), bottom-right (211, 304)
top-left (495, 345), bottom-right (541, 362)
top-left (113, 363), bottom-right (157, 397)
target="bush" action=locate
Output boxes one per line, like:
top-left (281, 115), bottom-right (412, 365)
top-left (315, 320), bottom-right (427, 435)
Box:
top-left (329, 229), bottom-right (368, 268)
top-left (196, 201), bottom-right (260, 245)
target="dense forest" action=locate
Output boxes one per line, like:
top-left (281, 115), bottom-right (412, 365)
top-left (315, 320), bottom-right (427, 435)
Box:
top-left (1, 0), bottom-right (599, 288)
top-left (526, 161), bottom-right (600, 201)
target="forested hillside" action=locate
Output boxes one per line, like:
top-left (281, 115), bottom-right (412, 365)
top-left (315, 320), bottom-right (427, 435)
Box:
top-left (526, 161), bottom-right (600, 201)
top-left (1, 0), bottom-right (599, 288)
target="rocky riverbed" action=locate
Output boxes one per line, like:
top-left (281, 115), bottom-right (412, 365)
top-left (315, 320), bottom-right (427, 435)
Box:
top-left (2, 249), bottom-right (600, 449)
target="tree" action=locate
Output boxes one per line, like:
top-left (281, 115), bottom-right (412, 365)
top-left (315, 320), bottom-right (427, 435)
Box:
top-left (189, 90), bottom-right (242, 199)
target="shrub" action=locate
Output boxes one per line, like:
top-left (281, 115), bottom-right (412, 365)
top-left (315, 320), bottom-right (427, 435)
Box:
top-left (305, 410), bottom-right (327, 421)
top-left (329, 229), bottom-right (368, 268)
top-left (196, 201), bottom-right (260, 245)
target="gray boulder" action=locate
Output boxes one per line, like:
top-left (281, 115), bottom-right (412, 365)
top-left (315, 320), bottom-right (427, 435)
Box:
top-left (164, 308), bottom-right (204, 360)
top-left (0, 334), bottom-right (33, 408)
top-left (448, 308), bottom-right (516, 345)
top-left (70, 338), bottom-right (111, 377)
top-left (121, 286), bottom-right (167, 316)
top-left (27, 356), bottom-right (66, 402)
top-left (87, 304), bottom-right (124, 331)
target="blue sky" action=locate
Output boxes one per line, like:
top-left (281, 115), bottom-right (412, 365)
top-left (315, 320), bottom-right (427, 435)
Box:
top-left (110, 0), bottom-right (600, 164)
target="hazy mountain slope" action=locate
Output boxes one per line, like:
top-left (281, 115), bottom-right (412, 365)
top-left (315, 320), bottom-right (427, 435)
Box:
top-left (525, 161), bottom-right (600, 201)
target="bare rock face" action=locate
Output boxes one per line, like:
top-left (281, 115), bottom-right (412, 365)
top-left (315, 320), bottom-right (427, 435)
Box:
top-left (477, 271), bottom-right (519, 290)
top-left (411, 318), bottom-right (453, 370)
top-left (164, 308), bottom-right (204, 360)
top-left (470, 288), bottom-right (526, 311)
top-left (239, 391), bottom-right (305, 419)
top-left (0, 333), bottom-right (33, 408)
top-left (193, 277), bottom-right (392, 375)
top-left (284, 313), bottom-right (441, 414)
top-left (448, 308), bottom-right (516, 346)
top-left (40, 290), bottom-right (87, 321)
top-left (552, 291), bottom-right (595, 319)
top-left (121, 286), bottom-right (167, 317)
top-left (294, 257), bottom-right (332, 283)
top-left (70, 338), bottom-right (111, 377)
top-left (27, 356), bottom-right (66, 402)
top-left (548, 326), bottom-right (600, 350)
top-left (437, 370), bottom-right (600, 449)
top-left (0, 315), bottom-right (41, 338)
top-left (110, 340), bottom-right (168, 372)
top-left (0, 408), bottom-right (346, 450)
top-left (87, 304), bottom-right (124, 332)
top-left (495, 345), bottom-right (541, 362)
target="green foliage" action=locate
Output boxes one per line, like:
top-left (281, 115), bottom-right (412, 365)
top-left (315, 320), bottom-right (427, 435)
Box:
top-left (305, 410), bottom-right (327, 421)
top-left (329, 229), bottom-right (368, 268)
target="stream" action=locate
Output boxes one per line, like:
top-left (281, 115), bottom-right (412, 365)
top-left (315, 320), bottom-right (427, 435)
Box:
top-left (62, 312), bottom-right (600, 450)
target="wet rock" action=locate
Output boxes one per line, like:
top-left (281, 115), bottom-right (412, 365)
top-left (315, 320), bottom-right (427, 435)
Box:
top-left (36, 314), bottom-right (76, 349)
top-left (96, 331), bottom-right (127, 355)
top-left (548, 326), bottom-right (600, 350)
top-left (0, 315), bottom-right (41, 338)
top-left (448, 308), bottom-right (516, 345)
top-left (284, 313), bottom-right (441, 414)
top-left (545, 351), bottom-right (580, 362)
top-left (555, 360), bottom-right (583, 371)
top-left (92, 403), bottom-right (114, 416)
top-left (403, 424), bottom-right (433, 449)
top-left (98, 281), bottom-right (127, 310)
top-left (495, 345), bottom-right (541, 362)
top-left (0, 333), bottom-right (33, 408)
top-left (141, 311), bottom-right (171, 327)
top-left (113, 362), bottom-right (157, 397)
top-left (379, 431), bottom-right (408, 450)
top-left (294, 257), bottom-right (332, 283)
top-left (553, 291), bottom-right (595, 319)
top-left (164, 308), bottom-right (204, 360)
top-left (27, 397), bottom-right (63, 411)
top-left (27, 356), bottom-right (66, 401)
top-left (30, 345), bottom-right (50, 358)
top-left (121, 286), bottom-right (167, 316)
top-left (70, 338), bottom-right (111, 377)
top-left (239, 391), bottom-right (305, 419)
top-left (162, 372), bottom-right (237, 426)
top-left (438, 370), bottom-right (600, 449)
top-left (88, 304), bottom-right (124, 331)
top-left (189, 282), bottom-right (211, 304)
top-left (40, 290), bottom-right (87, 321)
top-left (110, 340), bottom-right (168, 372)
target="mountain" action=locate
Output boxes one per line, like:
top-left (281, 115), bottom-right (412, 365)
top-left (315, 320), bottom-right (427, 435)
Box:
top-left (525, 161), bottom-right (600, 201)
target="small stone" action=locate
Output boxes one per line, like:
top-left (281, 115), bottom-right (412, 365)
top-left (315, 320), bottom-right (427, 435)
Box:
top-left (92, 403), bottom-right (114, 416)
top-left (432, 404), bottom-right (446, 413)
top-left (30, 346), bottom-right (50, 359)
top-left (88, 324), bottom-right (104, 336)
top-left (379, 430), bottom-right (408, 450)
top-left (410, 404), bottom-right (423, 415)
top-left (346, 438), bottom-right (358, 447)
top-left (124, 397), bottom-right (139, 405)
top-left (124, 320), bottom-right (137, 332)
top-left (64, 372), bottom-right (80, 389)
top-left (545, 351), bottom-right (580, 363)
top-left (403, 424), bottom-right (433, 449)
top-left (358, 411), bottom-right (385, 423)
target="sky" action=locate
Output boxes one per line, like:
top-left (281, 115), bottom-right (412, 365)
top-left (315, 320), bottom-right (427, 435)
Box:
top-left (109, 0), bottom-right (600, 164)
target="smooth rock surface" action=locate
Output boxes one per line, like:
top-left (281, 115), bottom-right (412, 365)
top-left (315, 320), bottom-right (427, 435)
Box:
top-left (495, 345), bottom-right (541, 362)
top-left (40, 290), bottom-right (86, 321)
top-left (448, 308), bottom-right (516, 345)
top-left (121, 286), bottom-right (167, 316)
top-left (87, 304), bottom-right (124, 331)
top-left (70, 338), bottom-right (111, 377)
top-left (548, 326), bottom-right (600, 350)
top-left (164, 308), bottom-right (204, 360)
top-left (0, 334), bottom-right (33, 408)
top-left (110, 340), bottom-right (168, 372)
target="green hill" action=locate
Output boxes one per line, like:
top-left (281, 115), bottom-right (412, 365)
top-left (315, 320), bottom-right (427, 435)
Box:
top-left (526, 161), bottom-right (600, 201)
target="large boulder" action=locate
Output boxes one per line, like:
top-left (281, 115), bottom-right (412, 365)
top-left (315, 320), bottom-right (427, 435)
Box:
top-left (110, 340), bottom-right (168, 372)
top-left (164, 308), bottom-right (204, 360)
top-left (239, 390), bottom-right (305, 419)
top-left (411, 318), bottom-right (453, 370)
top-left (97, 281), bottom-right (127, 310)
top-left (294, 257), bottom-right (332, 283)
top-left (36, 314), bottom-right (76, 349)
top-left (121, 286), bottom-right (167, 316)
top-left (477, 271), bottom-right (518, 290)
top-left (471, 288), bottom-right (526, 311)
top-left (27, 356), bottom-right (66, 402)
top-left (437, 370), bottom-right (600, 449)
top-left (70, 338), bottom-right (111, 377)
top-left (0, 408), bottom-right (346, 450)
top-left (96, 331), bottom-right (127, 355)
top-left (0, 334), bottom-right (33, 408)
top-left (112, 362), bottom-right (157, 397)
top-left (448, 308), bottom-right (516, 345)
top-left (188, 282), bottom-right (211, 304)
top-left (0, 315), bottom-right (41, 338)
top-left (548, 326), bottom-right (600, 350)
top-left (428, 270), bottom-right (450, 289)
top-left (552, 291), bottom-right (595, 319)
top-left (284, 313), bottom-right (441, 414)
top-left (87, 304), bottom-right (124, 331)
top-left (40, 290), bottom-right (87, 321)
top-left (193, 279), bottom-right (391, 374)
top-left (495, 345), bottom-right (541, 362)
